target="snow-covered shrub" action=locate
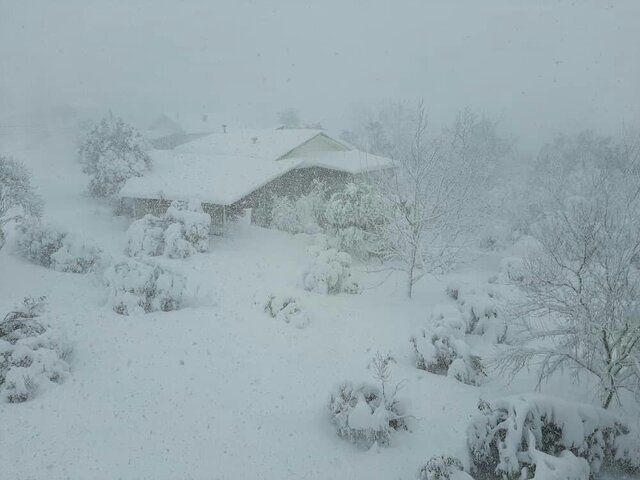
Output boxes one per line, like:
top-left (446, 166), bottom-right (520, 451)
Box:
top-left (329, 352), bottom-right (410, 448)
top-left (0, 297), bottom-right (70, 403)
top-left (103, 260), bottom-right (187, 315)
top-left (15, 219), bottom-right (65, 268)
top-left (164, 200), bottom-right (211, 258)
top-left (324, 182), bottom-right (385, 259)
top-left (50, 233), bottom-right (103, 273)
top-left (0, 155), bottom-right (43, 220)
top-left (270, 184), bottom-right (326, 235)
top-left (264, 292), bottom-right (310, 329)
top-left (498, 256), bottom-right (526, 283)
top-left (467, 394), bottom-right (636, 479)
top-left (449, 284), bottom-right (507, 344)
top-left (78, 115), bottom-right (152, 198)
top-left (410, 326), bottom-right (485, 386)
top-left (125, 214), bottom-right (165, 257)
top-left (125, 200), bottom-right (210, 258)
top-left (417, 455), bottom-right (468, 480)
top-left (303, 245), bottom-right (360, 295)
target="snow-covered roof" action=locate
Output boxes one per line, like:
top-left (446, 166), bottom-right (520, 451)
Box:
top-left (174, 128), bottom-right (329, 160)
top-left (120, 129), bottom-right (395, 205)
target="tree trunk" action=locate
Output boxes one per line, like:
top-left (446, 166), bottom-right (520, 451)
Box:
top-left (602, 390), bottom-right (614, 409)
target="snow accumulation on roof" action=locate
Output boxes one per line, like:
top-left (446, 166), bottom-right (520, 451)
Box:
top-left (174, 128), bottom-right (326, 160)
top-left (120, 129), bottom-right (395, 205)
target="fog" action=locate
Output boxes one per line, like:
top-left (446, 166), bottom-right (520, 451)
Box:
top-left (2, 0), bottom-right (640, 148)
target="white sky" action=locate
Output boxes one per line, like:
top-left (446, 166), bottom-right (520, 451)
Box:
top-left (1, 0), bottom-right (639, 149)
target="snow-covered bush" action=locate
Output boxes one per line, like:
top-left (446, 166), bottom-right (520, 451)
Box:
top-left (50, 233), bottom-right (103, 273)
top-left (125, 200), bottom-right (210, 258)
top-left (164, 200), bottom-right (211, 258)
top-left (303, 245), bottom-right (360, 295)
top-left (264, 292), bottom-right (310, 329)
top-left (78, 115), bottom-right (152, 198)
top-left (498, 256), bottom-right (526, 283)
top-left (418, 455), bottom-right (469, 480)
top-left (324, 182), bottom-right (385, 259)
top-left (329, 352), bottom-right (410, 449)
top-left (270, 183), bottom-right (326, 235)
top-left (410, 326), bottom-right (485, 386)
top-left (125, 214), bottom-right (165, 257)
top-left (447, 283), bottom-right (507, 344)
top-left (467, 394), bottom-right (637, 479)
top-left (103, 260), bottom-right (187, 315)
top-left (15, 220), bottom-right (102, 273)
top-left (15, 219), bottom-right (65, 268)
top-left (0, 155), bottom-right (43, 220)
top-left (0, 297), bottom-right (70, 403)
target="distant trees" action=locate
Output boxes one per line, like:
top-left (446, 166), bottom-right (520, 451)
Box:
top-left (78, 114), bottom-right (151, 198)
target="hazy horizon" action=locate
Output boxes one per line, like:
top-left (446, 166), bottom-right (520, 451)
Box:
top-left (2, 0), bottom-right (639, 151)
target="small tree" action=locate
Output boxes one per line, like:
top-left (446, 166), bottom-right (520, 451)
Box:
top-left (376, 105), bottom-right (482, 298)
top-left (0, 155), bottom-right (43, 220)
top-left (79, 114), bottom-right (151, 198)
top-left (499, 168), bottom-right (640, 408)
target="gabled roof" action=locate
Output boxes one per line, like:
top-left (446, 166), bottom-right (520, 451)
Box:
top-left (120, 128), bottom-right (395, 206)
top-left (174, 128), bottom-right (344, 160)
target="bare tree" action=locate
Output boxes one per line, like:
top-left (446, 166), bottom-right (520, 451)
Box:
top-left (499, 161), bottom-right (640, 408)
top-left (375, 105), bottom-right (485, 298)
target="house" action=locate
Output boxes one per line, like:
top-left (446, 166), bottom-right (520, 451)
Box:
top-left (146, 112), bottom-right (243, 150)
top-left (120, 127), bottom-right (395, 228)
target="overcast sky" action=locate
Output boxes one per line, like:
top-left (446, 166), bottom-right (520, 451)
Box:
top-left (1, 0), bottom-right (639, 148)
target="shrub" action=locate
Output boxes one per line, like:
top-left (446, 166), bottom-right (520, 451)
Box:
top-left (328, 353), bottom-right (410, 449)
top-left (417, 455), bottom-right (467, 480)
top-left (15, 219), bottom-right (65, 268)
top-left (302, 245), bottom-right (360, 295)
top-left (125, 214), bottom-right (165, 257)
top-left (410, 326), bottom-right (485, 386)
top-left (447, 284), bottom-right (507, 344)
top-left (324, 182), bottom-right (385, 259)
top-left (164, 200), bottom-right (210, 255)
top-left (51, 233), bottom-right (103, 273)
top-left (103, 260), bottom-right (187, 315)
top-left (0, 297), bottom-right (70, 403)
top-left (15, 220), bottom-right (102, 273)
top-left (499, 256), bottom-right (526, 283)
top-left (467, 394), bottom-right (637, 479)
top-left (125, 200), bottom-right (210, 258)
top-left (270, 183), bottom-right (326, 235)
top-left (264, 292), bottom-right (310, 328)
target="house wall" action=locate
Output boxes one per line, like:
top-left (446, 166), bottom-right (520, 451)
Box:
top-left (237, 166), bottom-right (353, 226)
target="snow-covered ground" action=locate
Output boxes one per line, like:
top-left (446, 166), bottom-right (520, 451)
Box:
top-left (1, 133), bottom-right (638, 479)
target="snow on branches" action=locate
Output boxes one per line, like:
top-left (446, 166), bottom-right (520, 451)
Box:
top-left (0, 297), bottom-right (71, 403)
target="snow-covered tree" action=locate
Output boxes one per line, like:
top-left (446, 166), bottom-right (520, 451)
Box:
top-left (498, 167), bottom-right (640, 409)
top-left (0, 155), bottom-right (43, 221)
top-left (78, 114), bottom-right (151, 198)
top-left (324, 182), bottom-right (386, 259)
top-left (270, 182), bottom-right (326, 235)
top-left (376, 105), bottom-right (483, 298)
